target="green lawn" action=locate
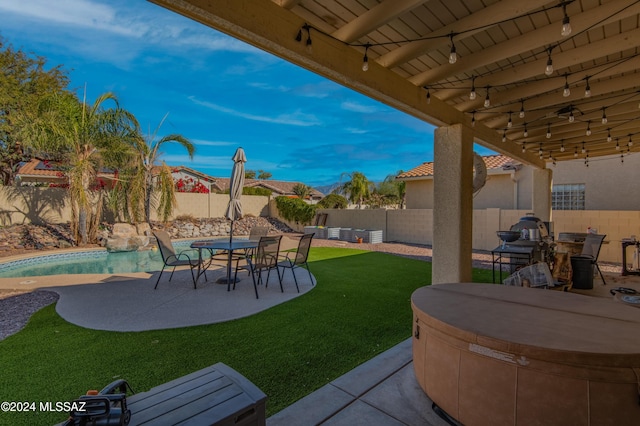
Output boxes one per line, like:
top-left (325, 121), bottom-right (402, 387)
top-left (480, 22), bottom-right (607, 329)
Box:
top-left (0, 247), bottom-right (493, 425)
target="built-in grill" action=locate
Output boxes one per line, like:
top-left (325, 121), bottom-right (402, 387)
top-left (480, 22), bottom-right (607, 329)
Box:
top-left (495, 214), bottom-right (553, 274)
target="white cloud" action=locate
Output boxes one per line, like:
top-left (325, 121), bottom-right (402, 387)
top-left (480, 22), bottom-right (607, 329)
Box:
top-left (0, 0), bottom-right (262, 55)
top-left (189, 96), bottom-right (322, 127)
top-left (346, 127), bottom-right (368, 134)
top-left (191, 139), bottom-right (236, 147)
top-left (341, 101), bottom-right (378, 114)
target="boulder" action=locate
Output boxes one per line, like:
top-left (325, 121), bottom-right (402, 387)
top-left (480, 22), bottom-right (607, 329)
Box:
top-left (106, 237), bottom-right (140, 253)
top-left (112, 223), bottom-right (138, 239)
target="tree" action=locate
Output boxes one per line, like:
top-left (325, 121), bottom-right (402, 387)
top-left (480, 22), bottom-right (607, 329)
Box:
top-left (340, 171), bottom-right (373, 208)
top-left (257, 170), bottom-right (272, 180)
top-left (0, 37), bottom-right (69, 185)
top-left (317, 193), bottom-right (347, 209)
top-left (292, 183), bottom-right (312, 200)
top-left (24, 90), bottom-right (138, 245)
top-left (121, 114), bottom-right (195, 223)
top-left (245, 170), bottom-right (256, 179)
top-left (386, 171), bottom-right (406, 209)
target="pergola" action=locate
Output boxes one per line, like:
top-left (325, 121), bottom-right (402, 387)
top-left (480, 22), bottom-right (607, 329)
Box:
top-left (149, 0), bottom-right (640, 283)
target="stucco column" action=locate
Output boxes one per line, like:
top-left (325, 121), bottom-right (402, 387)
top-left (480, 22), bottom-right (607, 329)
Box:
top-left (432, 124), bottom-right (473, 284)
top-left (532, 168), bottom-right (552, 222)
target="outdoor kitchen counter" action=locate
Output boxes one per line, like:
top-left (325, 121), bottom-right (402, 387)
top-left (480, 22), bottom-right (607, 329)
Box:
top-left (411, 283), bottom-right (640, 426)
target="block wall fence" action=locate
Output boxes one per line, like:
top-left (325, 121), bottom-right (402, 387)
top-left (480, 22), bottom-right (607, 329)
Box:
top-left (1, 188), bottom-right (637, 263)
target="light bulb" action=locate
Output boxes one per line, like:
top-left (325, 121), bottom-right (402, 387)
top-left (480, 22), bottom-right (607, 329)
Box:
top-left (522, 145), bottom-right (526, 153)
top-left (449, 48), bottom-right (457, 65)
top-left (563, 85), bottom-right (571, 97)
top-left (484, 95), bottom-right (490, 108)
top-left (584, 86), bottom-right (591, 98)
top-left (581, 144), bottom-right (585, 154)
top-left (616, 140), bottom-right (620, 150)
top-left (607, 130), bottom-right (612, 142)
top-left (586, 123), bottom-right (591, 136)
top-left (502, 131), bottom-right (507, 142)
top-left (362, 56), bottom-right (369, 72)
top-left (469, 89), bottom-right (476, 100)
top-left (519, 103), bottom-right (525, 118)
top-left (507, 116), bottom-right (512, 128)
top-left (545, 58), bottom-right (553, 76)
top-left (426, 92), bottom-right (431, 104)
top-left (561, 16), bottom-right (572, 37)
top-left (561, 144), bottom-right (565, 152)
top-left (602, 111), bottom-right (607, 124)
top-left (523, 127), bottom-right (528, 138)
top-left (569, 112), bottom-right (575, 123)
top-left (546, 125), bottom-right (551, 139)
top-left (574, 148), bottom-right (578, 157)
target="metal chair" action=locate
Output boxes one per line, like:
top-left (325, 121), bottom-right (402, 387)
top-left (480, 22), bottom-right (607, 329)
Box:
top-left (581, 233), bottom-right (607, 285)
top-left (153, 230), bottom-right (201, 289)
top-left (234, 235), bottom-right (283, 298)
top-left (278, 233), bottom-right (314, 292)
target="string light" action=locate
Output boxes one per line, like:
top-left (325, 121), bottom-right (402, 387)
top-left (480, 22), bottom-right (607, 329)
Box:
top-left (616, 138), bottom-right (620, 151)
top-left (507, 112), bottom-right (513, 128)
top-left (519, 100), bottom-right (525, 118)
top-left (563, 74), bottom-right (571, 97)
top-left (502, 130), bottom-right (507, 142)
top-left (539, 143), bottom-right (543, 156)
top-left (601, 108), bottom-right (607, 124)
top-left (484, 86), bottom-right (491, 108)
top-left (362, 44), bottom-right (370, 72)
top-left (561, 3), bottom-right (572, 37)
top-left (629, 135), bottom-right (633, 147)
top-left (522, 144), bottom-right (526, 153)
top-left (523, 123), bottom-right (528, 138)
top-left (574, 146), bottom-right (578, 157)
top-left (471, 111), bottom-right (476, 127)
top-left (560, 140), bottom-right (565, 152)
top-left (581, 141), bottom-right (586, 154)
top-left (569, 110), bottom-right (575, 122)
top-left (584, 77), bottom-right (591, 98)
top-left (607, 129), bottom-right (612, 142)
top-left (469, 76), bottom-right (476, 100)
top-left (546, 123), bottom-right (552, 139)
top-left (425, 87), bottom-right (431, 104)
top-left (448, 33), bottom-right (457, 64)
top-left (545, 48), bottom-right (554, 76)
top-left (586, 121), bottom-right (591, 137)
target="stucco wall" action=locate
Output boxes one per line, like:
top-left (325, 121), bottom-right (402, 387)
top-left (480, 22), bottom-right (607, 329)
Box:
top-left (548, 153), bottom-right (640, 210)
top-left (1, 187), bottom-right (271, 225)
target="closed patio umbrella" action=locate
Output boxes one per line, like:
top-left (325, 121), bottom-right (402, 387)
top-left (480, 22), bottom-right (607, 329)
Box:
top-left (220, 147), bottom-right (246, 285)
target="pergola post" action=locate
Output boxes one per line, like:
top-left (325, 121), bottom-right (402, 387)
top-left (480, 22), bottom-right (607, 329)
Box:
top-left (532, 168), bottom-right (552, 222)
top-left (432, 124), bottom-right (474, 284)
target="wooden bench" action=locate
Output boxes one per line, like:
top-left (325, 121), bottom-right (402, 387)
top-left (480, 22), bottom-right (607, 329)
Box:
top-left (127, 363), bottom-right (266, 425)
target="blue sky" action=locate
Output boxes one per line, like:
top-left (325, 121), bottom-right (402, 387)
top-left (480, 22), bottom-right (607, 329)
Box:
top-left (0, 0), bottom-right (491, 187)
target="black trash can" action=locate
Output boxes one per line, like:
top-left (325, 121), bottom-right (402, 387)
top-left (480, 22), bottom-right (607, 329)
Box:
top-left (571, 255), bottom-right (594, 289)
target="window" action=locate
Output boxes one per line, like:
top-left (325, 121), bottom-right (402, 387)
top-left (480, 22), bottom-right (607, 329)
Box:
top-left (552, 184), bottom-right (585, 210)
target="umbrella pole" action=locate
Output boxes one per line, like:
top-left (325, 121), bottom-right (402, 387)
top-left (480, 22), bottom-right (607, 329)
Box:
top-left (227, 220), bottom-right (234, 290)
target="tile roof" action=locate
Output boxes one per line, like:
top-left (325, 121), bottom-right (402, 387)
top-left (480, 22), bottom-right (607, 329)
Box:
top-left (397, 154), bottom-right (520, 180)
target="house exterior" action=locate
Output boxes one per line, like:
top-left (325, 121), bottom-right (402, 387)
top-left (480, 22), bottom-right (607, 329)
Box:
top-left (15, 159), bottom-right (117, 189)
top-left (397, 153), bottom-right (640, 211)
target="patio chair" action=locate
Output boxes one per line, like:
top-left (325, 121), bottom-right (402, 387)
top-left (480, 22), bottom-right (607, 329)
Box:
top-left (278, 233), bottom-right (314, 292)
top-left (580, 233), bottom-right (607, 285)
top-left (153, 230), bottom-right (201, 289)
top-left (234, 235), bottom-right (283, 298)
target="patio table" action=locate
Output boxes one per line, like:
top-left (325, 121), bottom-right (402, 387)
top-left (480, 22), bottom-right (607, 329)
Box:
top-left (190, 239), bottom-right (258, 291)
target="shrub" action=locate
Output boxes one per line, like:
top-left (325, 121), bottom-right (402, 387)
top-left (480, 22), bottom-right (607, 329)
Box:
top-left (317, 193), bottom-right (348, 209)
top-left (274, 196), bottom-right (316, 224)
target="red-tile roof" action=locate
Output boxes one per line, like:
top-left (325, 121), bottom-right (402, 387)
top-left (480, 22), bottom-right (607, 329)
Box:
top-left (396, 154), bottom-right (520, 180)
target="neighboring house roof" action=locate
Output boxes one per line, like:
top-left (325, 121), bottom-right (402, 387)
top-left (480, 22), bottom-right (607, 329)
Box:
top-left (16, 159), bottom-right (116, 179)
top-left (396, 154), bottom-right (521, 180)
top-left (245, 179), bottom-right (324, 199)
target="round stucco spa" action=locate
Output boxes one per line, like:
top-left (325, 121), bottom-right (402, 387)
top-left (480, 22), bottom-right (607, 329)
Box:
top-left (411, 283), bottom-right (640, 425)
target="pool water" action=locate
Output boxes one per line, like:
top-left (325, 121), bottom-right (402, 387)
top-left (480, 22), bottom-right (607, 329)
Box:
top-left (0, 242), bottom-right (211, 278)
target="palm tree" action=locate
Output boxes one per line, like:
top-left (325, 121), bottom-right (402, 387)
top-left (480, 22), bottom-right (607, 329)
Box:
top-left (383, 171), bottom-right (406, 209)
top-left (25, 90), bottom-right (138, 245)
top-left (340, 171), bottom-right (372, 209)
top-left (292, 183), bottom-right (312, 200)
top-left (123, 114), bottom-right (195, 223)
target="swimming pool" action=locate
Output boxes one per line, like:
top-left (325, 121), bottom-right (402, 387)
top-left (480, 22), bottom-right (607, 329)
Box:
top-left (0, 242), bottom-right (212, 278)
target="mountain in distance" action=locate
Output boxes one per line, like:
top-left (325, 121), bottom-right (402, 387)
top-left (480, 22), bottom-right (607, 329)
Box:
top-left (314, 182), bottom-right (341, 196)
